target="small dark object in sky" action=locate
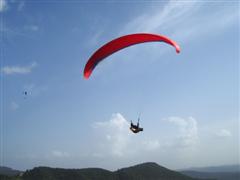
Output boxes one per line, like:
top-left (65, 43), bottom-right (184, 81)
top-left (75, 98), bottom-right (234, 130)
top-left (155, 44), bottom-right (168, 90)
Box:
top-left (23, 91), bottom-right (28, 99)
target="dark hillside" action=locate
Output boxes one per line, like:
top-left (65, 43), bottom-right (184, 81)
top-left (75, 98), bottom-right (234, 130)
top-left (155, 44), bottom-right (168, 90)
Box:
top-left (20, 162), bottom-right (208, 180)
top-left (22, 167), bottom-right (114, 180)
top-left (116, 162), bottom-right (203, 180)
top-left (1, 163), bottom-right (216, 180)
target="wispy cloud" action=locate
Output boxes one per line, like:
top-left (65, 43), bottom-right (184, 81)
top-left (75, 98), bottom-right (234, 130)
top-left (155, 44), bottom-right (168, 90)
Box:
top-left (52, 150), bottom-right (70, 158)
top-left (215, 129), bottom-right (232, 138)
top-left (167, 116), bottom-right (198, 148)
top-left (1, 62), bottom-right (37, 75)
top-left (121, 1), bottom-right (237, 44)
top-left (0, 23), bottom-right (40, 44)
top-left (122, 1), bottom-right (198, 34)
top-left (24, 25), bottom-right (39, 32)
top-left (10, 101), bottom-right (19, 110)
top-left (0, 0), bottom-right (8, 12)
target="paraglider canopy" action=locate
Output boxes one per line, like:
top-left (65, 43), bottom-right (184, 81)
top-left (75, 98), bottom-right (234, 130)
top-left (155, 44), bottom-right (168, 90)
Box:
top-left (83, 33), bottom-right (180, 79)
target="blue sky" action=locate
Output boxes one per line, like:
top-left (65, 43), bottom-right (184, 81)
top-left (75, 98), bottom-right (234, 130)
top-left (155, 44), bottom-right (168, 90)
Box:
top-left (0, 0), bottom-right (239, 171)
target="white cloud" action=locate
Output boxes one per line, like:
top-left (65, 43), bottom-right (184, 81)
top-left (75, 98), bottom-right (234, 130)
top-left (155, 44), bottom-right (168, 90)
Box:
top-left (1, 62), bottom-right (37, 75)
top-left (10, 101), bottom-right (19, 110)
top-left (167, 116), bottom-right (198, 148)
top-left (93, 114), bottom-right (200, 160)
top-left (91, 113), bottom-right (236, 169)
top-left (92, 113), bottom-right (172, 160)
top-left (0, 0), bottom-right (7, 12)
top-left (52, 150), bottom-right (70, 158)
top-left (24, 25), bottom-right (39, 32)
top-left (93, 113), bottom-right (132, 157)
top-left (95, 113), bottom-right (130, 130)
top-left (215, 129), bottom-right (232, 137)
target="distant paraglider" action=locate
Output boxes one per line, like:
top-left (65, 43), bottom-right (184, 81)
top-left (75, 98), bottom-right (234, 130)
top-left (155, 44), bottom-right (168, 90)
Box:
top-left (23, 91), bottom-right (28, 99)
top-left (83, 33), bottom-right (180, 79)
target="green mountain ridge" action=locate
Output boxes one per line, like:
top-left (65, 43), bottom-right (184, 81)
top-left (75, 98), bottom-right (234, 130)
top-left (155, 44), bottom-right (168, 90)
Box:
top-left (115, 162), bottom-right (203, 180)
top-left (1, 162), bottom-right (209, 180)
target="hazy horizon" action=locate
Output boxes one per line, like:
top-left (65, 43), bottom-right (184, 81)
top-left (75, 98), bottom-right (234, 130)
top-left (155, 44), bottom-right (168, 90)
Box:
top-left (0, 0), bottom-right (239, 171)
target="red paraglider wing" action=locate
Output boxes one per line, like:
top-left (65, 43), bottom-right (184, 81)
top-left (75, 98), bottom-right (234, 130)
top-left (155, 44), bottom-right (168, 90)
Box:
top-left (84, 33), bottom-right (180, 79)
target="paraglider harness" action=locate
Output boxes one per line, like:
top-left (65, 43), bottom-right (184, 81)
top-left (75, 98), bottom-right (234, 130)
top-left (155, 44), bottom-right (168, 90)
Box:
top-left (130, 117), bottom-right (143, 133)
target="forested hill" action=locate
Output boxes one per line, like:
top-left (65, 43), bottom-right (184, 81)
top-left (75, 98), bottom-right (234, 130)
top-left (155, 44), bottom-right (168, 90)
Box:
top-left (1, 162), bottom-right (213, 180)
top-left (115, 162), bottom-right (206, 180)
